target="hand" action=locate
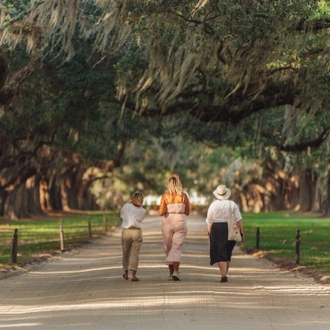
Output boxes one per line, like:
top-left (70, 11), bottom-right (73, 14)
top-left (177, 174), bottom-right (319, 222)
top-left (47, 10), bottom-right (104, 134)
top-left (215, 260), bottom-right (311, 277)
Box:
top-left (240, 231), bottom-right (244, 241)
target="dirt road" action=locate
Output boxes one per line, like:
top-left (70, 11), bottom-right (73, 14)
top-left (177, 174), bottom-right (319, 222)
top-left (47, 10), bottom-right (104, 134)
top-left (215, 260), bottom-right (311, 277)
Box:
top-left (1, 215), bottom-right (330, 329)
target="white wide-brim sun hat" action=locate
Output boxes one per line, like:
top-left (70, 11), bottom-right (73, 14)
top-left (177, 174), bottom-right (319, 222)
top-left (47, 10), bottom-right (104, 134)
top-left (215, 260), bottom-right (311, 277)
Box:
top-left (213, 185), bottom-right (231, 200)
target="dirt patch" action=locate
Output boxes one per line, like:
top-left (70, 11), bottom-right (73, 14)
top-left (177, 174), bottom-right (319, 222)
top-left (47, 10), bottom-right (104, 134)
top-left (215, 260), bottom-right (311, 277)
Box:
top-left (0, 250), bottom-right (61, 280)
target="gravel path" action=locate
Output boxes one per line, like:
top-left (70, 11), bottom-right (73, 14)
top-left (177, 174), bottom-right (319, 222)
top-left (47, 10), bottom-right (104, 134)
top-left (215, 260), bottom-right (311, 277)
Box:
top-left (1, 215), bottom-right (330, 330)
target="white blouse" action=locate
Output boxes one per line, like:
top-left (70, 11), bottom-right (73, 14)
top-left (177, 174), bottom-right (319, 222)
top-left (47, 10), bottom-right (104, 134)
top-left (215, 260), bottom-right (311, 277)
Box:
top-left (120, 203), bottom-right (146, 229)
top-left (205, 199), bottom-right (242, 226)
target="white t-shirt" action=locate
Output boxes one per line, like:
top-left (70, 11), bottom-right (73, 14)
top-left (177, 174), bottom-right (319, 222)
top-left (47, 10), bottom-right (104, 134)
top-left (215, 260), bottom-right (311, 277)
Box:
top-left (205, 199), bottom-right (242, 226)
top-left (120, 203), bottom-right (146, 229)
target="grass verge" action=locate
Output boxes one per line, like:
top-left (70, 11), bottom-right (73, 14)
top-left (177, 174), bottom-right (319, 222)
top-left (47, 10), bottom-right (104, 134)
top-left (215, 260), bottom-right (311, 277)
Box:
top-left (241, 211), bottom-right (330, 281)
top-left (0, 212), bottom-right (118, 266)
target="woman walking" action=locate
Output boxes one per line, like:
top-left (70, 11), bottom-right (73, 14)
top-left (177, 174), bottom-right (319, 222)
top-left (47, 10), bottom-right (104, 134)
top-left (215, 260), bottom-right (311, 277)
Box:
top-left (206, 184), bottom-right (244, 282)
top-left (120, 191), bottom-right (146, 281)
top-left (159, 174), bottom-right (191, 281)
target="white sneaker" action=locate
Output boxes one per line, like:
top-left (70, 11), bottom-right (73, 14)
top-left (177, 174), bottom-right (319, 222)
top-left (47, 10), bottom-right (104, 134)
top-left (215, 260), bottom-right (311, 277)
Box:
top-left (168, 274), bottom-right (174, 281)
top-left (172, 271), bottom-right (181, 281)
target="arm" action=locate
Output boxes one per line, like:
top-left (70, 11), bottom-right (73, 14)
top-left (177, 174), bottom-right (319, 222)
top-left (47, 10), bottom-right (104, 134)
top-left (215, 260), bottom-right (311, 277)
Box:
top-left (184, 193), bottom-right (191, 215)
top-left (207, 224), bottom-right (212, 237)
top-left (236, 219), bottom-right (243, 232)
top-left (233, 202), bottom-right (244, 238)
top-left (158, 195), bottom-right (166, 216)
top-left (205, 204), bottom-right (214, 236)
top-left (135, 206), bottom-right (147, 223)
top-left (120, 205), bottom-right (126, 220)
top-left (236, 219), bottom-right (244, 240)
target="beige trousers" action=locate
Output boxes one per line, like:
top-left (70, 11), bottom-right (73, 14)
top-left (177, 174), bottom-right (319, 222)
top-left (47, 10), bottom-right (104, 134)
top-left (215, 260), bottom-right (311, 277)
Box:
top-left (121, 228), bottom-right (143, 271)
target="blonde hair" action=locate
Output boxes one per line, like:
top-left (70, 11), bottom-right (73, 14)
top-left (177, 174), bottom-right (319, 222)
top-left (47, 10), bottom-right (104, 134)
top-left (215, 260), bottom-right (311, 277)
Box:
top-left (130, 191), bottom-right (144, 207)
top-left (166, 174), bottom-right (183, 196)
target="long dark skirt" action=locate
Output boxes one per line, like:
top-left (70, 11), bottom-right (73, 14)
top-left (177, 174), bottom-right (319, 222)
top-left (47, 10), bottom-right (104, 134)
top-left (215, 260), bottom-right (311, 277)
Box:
top-left (209, 222), bottom-right (236, 265)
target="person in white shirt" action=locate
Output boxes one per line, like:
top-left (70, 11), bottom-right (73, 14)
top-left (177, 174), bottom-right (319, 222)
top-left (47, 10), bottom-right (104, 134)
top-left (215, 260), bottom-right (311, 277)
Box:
top-left (120, 191), bottom-right (146, 281)
top-left (206, 185), bottom-right (244, 283)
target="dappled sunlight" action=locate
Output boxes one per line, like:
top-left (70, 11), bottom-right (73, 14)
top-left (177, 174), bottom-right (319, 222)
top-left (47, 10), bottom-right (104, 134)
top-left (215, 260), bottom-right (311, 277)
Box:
top-left (55, 255), bottom-right (121, 262)
top-left (0, 323), bottom-right (41, 328)
top-left (1, 284), bottom-right (329, 318)
top-left (30, 266), bottom-right (117, 275)
top-left (1, 297), bottom-right (214, 315)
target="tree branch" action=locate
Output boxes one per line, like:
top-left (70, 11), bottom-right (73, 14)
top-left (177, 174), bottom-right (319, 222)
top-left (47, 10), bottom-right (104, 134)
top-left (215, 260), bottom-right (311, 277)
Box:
top-left (0, 57), bottom-right (41, 106)
top-left (295, 17), bottom-right (330, 31)
top-left (124, 84), bottom-right (295, 124)
top-left (0, 0), bottom-right (46, 31)
top-left (279, 125), bottom-right (330, 152)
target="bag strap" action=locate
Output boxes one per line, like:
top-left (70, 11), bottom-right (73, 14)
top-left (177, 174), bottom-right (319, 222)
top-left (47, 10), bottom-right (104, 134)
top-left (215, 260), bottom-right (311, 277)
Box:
top-left (229, 202), bottom-right (235, 219)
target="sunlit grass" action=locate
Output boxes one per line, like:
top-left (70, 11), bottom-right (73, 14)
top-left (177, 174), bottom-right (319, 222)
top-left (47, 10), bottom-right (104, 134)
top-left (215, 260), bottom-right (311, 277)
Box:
top-left (0, 213), bottom-right (118, 265)
top-left (242, 211), bottom-right (330, 273)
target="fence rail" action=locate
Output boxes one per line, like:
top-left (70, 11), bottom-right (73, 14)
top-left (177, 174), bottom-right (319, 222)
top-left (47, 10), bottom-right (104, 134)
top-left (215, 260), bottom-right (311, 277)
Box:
top-left (255, 227), bottom-right (301, 264)
top-left (0, 214), bottom-right (117, 265)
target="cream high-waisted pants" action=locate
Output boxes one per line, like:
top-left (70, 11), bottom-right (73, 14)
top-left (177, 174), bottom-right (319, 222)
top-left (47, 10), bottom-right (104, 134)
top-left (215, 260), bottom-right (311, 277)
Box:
top-left (121, 228), bottom-right (143, 271)
top-left (162, 216), bottom-right (187, 265)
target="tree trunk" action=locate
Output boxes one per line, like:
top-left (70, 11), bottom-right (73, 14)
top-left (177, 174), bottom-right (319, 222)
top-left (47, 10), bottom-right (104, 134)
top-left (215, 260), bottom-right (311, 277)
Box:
top-left (299, 170), bottom-right (314, 212)
top-left (48, 174), bottom-right (62, 210)
top-left (39, 175), bottom-right (53, 212)
top-left (0, 189), bottom-right (8, 216)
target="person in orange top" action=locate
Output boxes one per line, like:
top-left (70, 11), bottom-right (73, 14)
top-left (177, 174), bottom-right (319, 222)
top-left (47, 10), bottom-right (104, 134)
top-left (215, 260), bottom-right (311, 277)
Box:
top-left (158, 174), bottom-right (191, 281)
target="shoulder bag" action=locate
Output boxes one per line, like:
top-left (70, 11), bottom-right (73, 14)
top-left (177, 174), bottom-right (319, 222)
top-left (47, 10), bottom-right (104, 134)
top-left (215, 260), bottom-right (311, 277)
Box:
top-left (227, 204), bottom-right (242, 242)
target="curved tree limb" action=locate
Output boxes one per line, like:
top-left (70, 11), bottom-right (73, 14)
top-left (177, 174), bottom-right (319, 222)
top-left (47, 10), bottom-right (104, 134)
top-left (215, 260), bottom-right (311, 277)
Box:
top-left (123, 83), bottom-right (295, 124)
top-left (295, 17), bottom-right (330, 31)
top-left (279, 125), bottom-right (330, 152)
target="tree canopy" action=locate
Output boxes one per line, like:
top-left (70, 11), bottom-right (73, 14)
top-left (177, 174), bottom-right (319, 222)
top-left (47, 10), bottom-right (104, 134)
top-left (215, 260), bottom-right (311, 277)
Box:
top-left (0, 0), bottom-right (330, 217)
top-left (2, 1), bottom-right (330, 149)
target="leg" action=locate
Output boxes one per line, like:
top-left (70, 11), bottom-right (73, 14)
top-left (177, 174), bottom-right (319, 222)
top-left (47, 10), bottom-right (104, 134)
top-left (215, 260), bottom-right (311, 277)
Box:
top-left (167, 264), bottom-right (174, 280)
top-left (168, 223), bottom-right (187, 264)
top-left (122, 230), bottom-right (131, 279)
top-left (131, 270), bottom-right (139, 281)
top-left (226, 261), bottom-right (230, 274)
top-left (162, 221), bottom-right (174, 265)
top-left (172, 261), bottom-right (181, 281)
top-left (218, 261), bottom-right (227, 278)
top-left (170, 223), bottom-right (187, 281)
top-left (226, 240), bottom-right (236, 276)
top-left (219, 240), bottom-right (236, 282)
top-left (218, 261), bottom-right (228, 282)
top-left (129, 229), bottom-right (143, 281)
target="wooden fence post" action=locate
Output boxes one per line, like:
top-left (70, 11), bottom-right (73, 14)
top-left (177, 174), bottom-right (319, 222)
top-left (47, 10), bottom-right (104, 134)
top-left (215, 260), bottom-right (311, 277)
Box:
top-left (295, 229), bottom-right (300, 264)
top-left (88, 220), bottom-right (92, 239)
top-left (60, 225), bottom-right (65, 252)
top-left (256, 227), bottom-right (260, 250)
top-left (11, 228), bottom-right (18, 264)
top-left (103, 213), bottom-right (107, 234)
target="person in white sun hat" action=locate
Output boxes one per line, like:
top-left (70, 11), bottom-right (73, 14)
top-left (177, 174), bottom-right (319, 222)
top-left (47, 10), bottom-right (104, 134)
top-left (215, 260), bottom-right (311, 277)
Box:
top-left (205, 184), bottom-right (244, 283)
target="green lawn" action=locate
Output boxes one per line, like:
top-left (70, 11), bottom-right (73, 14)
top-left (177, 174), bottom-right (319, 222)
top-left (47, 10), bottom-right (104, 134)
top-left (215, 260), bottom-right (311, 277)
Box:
top-left (0, 212), bottom-right (119, 265)
top-left (241, 211), bottom-right (330, 274)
